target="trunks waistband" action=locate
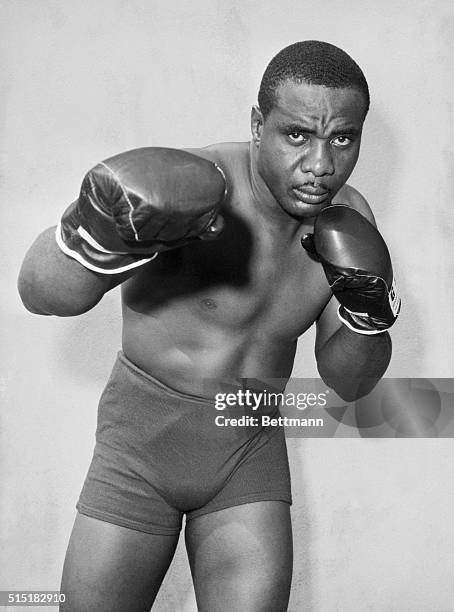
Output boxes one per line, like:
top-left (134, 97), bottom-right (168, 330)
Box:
top-left (117, 351), bottom-right (283, 413)
top-left (117, 351), bottom-right (217, 407)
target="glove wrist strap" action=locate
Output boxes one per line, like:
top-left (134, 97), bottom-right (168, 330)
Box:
top-left (56, 222), bottom-right (157, 275)
top-left (337, 305), bottom-right (394, 335)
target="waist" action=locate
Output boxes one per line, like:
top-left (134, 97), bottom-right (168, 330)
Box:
top-left (119, 350), bottom-right (287, 414)
top-left (122, 331), bottom-right (293, 398)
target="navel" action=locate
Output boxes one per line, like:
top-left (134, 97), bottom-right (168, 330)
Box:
top-left (200, 298), bottom-right (218, 310)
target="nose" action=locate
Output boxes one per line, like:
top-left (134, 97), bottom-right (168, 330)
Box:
top-left (300, 140), bottom-right (334, 177)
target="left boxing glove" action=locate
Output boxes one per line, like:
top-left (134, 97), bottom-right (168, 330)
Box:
top-left (56, 147), bottom-right (226, 274)
top-left (301, 204), bottom-right (401, 335)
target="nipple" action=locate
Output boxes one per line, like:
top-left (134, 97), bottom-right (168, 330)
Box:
top-left (201, 298), bottom-right (218, 310)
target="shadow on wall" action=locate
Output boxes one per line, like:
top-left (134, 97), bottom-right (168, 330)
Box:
top-left (51, 290), bottom-right (123, 385)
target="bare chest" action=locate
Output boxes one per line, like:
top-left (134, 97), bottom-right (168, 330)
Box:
top-left (124, 211), bottom-right (331, 341)
top-left (194, 238), bottom-right (328, 334)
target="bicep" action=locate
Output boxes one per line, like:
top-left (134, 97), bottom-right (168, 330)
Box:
top-left (314, 295), bottom-right (342, 358)
top-left (18, 226), bottom-right (112, 315)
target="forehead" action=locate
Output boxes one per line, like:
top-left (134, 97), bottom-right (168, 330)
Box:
top-left (271, 80), bottom-right (366, 126)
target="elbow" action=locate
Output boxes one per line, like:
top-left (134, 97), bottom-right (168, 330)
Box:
top-left (317, 363), bottom-right (388, 403)
top-left (17, 272), bottom-right (49, 315)
top-left (319, 371), bottom-right (380, 402)
top-left (325, 381), bottom-right (377, 403)
top-left (17, 272), bottom-right (100, 317)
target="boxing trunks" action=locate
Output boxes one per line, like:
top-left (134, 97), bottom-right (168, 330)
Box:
top-left (77, 351), bottom-right (292, 534)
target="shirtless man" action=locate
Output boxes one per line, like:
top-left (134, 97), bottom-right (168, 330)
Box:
top-left (18, 41), bottom-right (399, 611)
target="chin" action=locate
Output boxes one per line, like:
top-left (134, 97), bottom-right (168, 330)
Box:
top-left (281, 198), bottom-right (328, 220)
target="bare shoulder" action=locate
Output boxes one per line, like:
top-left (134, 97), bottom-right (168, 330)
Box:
top-left (183, 142), bottom-right (249, 167)
top-left (183, 143), bottom-right (250, 194)
top-left (183, 143), bottom-right (220, 163)
top-left (334, 183), bottom-right (377, 227)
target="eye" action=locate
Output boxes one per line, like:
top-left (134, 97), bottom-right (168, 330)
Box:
top-left (332, 135), bottom-right (352, 148)
top-left (288, 132), bottom-right (308, 144)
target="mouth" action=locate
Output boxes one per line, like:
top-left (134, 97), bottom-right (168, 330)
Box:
top-left (291, 185), bottom-right (330, 205)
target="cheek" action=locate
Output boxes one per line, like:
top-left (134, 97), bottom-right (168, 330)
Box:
top-left (337, 147), bottom-right (360, 176)
top-left (260, 143), bottom-right (286, 180)
top-left (269, 156), bottom-right (291, 191)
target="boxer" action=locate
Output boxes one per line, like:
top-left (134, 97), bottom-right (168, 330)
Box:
top-left (18, 41), bottom-right (399, 611)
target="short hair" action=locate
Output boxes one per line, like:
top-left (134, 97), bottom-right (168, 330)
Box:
top-left (258, 40), bottom-right (370, 118)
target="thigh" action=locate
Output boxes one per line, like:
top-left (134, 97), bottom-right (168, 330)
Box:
top-left (60, 513), bottom-right (179, 612)
top-left (185, 501), bottom-right (293, 612)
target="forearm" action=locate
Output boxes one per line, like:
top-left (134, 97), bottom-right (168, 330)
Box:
top-left (17, 226), bottom-right (132, 316)
top-left (316, 325), bottom-right (392, 401)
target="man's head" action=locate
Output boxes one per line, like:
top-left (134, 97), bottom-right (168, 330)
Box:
top-left (258, 40), bottom-right (369, 120)
top-left (251, 41), bottom-right (370, 218)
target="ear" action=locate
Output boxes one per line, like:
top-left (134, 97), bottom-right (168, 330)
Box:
top-left (250, 105), bottom-right (264, 145)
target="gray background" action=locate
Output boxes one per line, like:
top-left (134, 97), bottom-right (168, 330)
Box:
top-left (1, 0), bottom-right (454, 610)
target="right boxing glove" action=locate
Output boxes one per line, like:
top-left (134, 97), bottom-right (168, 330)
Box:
top-left (301, 205), bottom-right (401, 334)
top-left (56, 147), bottom-right (227, 274)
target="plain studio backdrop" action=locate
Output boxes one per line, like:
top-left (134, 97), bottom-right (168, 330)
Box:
top-left (1, 1), bottom-right (453, 611)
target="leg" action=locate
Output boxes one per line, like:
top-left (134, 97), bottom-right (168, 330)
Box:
top-left (185, 501), bottom-right (293, 612)
top-left (60, 513), bottom-right (179, 612)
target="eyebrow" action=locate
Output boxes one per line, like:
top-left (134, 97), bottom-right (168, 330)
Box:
top-left (278, 121), bottom-right (361, 136)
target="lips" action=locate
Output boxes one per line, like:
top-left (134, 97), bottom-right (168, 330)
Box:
top-left (292, 185), bottom-right (330, 205)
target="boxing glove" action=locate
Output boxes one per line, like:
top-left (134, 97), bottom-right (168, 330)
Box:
top-left (56, 147), bottom-right (227, 274)
top-left (301, 204), bottom-right (401, 335)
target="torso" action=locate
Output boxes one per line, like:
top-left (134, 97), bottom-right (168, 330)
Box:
top-left (121, 142), bottom-right (358, 396)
